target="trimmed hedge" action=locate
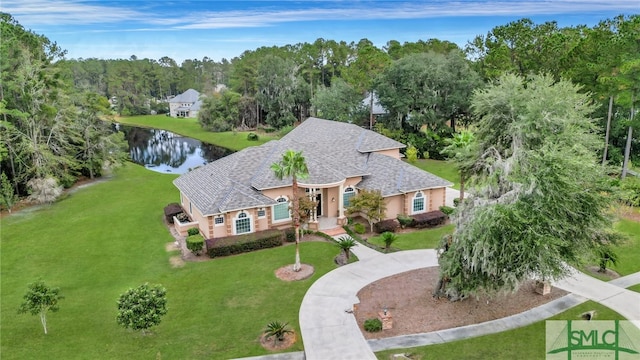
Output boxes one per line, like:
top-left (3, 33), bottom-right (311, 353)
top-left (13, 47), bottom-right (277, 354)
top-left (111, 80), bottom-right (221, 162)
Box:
top-left (411, 210), bottom-right (447, 228)
top-left (374, 219), bottom-right (399, 233)
top-left (397, 214), bottom-right (414, 228)
top-left (186, 234), bottom-right (204, 255)
top-left (205, 229), bottom-right (284, 258)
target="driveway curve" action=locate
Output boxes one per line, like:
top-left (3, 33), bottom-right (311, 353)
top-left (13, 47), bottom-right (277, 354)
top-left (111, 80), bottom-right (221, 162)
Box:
top-left (298, 249), bottom-right (439, 360)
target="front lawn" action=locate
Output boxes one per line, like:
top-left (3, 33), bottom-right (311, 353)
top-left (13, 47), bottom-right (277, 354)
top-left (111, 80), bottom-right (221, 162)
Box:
top-left (0, 164), bottom-right (340, 359)
top-left (375, 301), bottom-right (627, 360)
top-left (611, 218), bottom-right (640, 276)
top-left (114, 115), bottom-right (276, 151)
top-left (410, 159), bottom-right (460, 189)
top-left (366, 224), bottom-right (454, 251)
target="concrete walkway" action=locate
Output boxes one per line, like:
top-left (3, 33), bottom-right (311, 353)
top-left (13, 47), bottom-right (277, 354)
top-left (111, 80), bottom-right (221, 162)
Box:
top-left (238, 242), bottom-right (640, 360)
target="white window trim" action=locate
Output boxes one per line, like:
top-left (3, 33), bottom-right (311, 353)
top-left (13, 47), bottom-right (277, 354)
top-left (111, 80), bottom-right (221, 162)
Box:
top-left (412, 191), bottom-right (426, 214)
top-left (233, 211), bottom-right (253, 235)
top-left (272, 196), bottom-right (291, 223)
top-left (214, 215), bottom-right (225, 226)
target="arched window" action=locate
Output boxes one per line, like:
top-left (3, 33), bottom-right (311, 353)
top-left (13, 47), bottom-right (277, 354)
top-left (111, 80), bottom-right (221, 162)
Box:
top-left (234, 211), bottom-right (252, 234)
top-left (343, 187), bottom-right (356, 207)
top-left (273, 197), bottom-right (291, 222)
top-left (412, 191), bottom-right (425, 214)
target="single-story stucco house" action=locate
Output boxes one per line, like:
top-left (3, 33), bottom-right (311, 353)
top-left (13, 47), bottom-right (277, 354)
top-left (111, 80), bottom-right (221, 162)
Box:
top-left (169, 89), bottom-right (202, 118)
top-left (172, 117), bottom-right (452, 239)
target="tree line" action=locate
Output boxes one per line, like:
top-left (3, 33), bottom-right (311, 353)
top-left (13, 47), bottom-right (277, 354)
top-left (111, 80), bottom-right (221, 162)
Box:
top-left (0, 12), bottom-right (638, 211)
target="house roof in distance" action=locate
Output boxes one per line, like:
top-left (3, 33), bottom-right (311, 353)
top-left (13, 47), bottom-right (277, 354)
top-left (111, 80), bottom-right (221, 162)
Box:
top-left (169, 89), bottom-right (200, 103)
top-left (173, 117), bottom-right (451, 216)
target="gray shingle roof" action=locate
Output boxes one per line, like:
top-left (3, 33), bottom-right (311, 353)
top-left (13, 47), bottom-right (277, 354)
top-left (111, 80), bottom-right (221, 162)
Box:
top-left (173, 117), bottom-right (451, 216)
top-left (169, 89), bottom-right (200, 104)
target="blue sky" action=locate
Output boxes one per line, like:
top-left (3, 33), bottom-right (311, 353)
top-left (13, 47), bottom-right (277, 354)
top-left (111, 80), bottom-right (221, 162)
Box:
top-left (2, 1), bottom-right (637, 63)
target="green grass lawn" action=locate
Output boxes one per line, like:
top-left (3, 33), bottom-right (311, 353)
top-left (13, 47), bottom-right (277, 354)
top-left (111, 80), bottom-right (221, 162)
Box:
top-left (0, 164), bottom-right (341, 359)
top-left (611, 218), bottom-right (640, 276)
top-left (375, 301), bottom-right (627, 360)
top-left (114, 115), bottom-right (277, 151)
top-left (410, 159), bottom-right (460, 189)
top-left (366, 224), bottom-right (454, 251)
top-left (628, 284), bottom-right (640, 293)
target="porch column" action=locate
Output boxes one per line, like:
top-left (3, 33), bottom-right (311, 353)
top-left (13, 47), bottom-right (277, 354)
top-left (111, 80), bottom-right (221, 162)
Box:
top-left (338, 183), bottom-right (344, 218)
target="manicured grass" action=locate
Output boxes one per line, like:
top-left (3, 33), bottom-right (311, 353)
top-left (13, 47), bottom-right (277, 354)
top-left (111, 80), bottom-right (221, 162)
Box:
top-left (410, 159), bottom-right (460, 189)
top-left (628, 284), bottom-right (640, 293)
top-left (375, 301), bottom-right (627, 360)
top-left (114, 115), bottom-right (276, 151)
top-left (0, 164), bottom-right (341, 359)
top-left (610, 218), bottom-right (640, 276)
top-left (366, 224), bottom-right (454, 251)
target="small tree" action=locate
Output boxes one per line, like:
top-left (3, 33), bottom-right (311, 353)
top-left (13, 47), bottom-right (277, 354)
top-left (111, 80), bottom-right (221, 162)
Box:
top-left (264, 321), bottom-right (293, 344)
top-left (294, 195), bottom-right (318, 240)
top-left (345, 189), bottom-right (387, 233)
top-left (18, 280), bottom-right (64, 334)
top-left (596, 244), bottom-right (619, 273)
top-left (405, 145), bottom-right (418, 164)
top-left (0, 172), bottom-right (17, 213)
top-left (336, 236), bottom-right (357, 260)
top-left (381, 232), bottom-right (397, 252)
top-left (116, 283), bottom-right (168, 333)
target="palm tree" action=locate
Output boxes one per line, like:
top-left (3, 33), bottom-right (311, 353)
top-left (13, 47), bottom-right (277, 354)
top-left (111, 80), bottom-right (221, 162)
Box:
top-left (381, 231), bottom-right (397, 252)
top-left (336, 236), bottom-right (357, 260)
top-left (264, 321), bottom-right (293, 344)
top-left (271, 150), bottom-right (309, 272)
top-left (441, 130), bottom-right (475, 200)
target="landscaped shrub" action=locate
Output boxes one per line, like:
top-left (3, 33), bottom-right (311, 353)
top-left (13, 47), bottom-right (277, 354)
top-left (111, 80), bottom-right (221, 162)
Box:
top-left (164, 203), bottom-right (183, 224)
top-left (374, 219), bottom-right (399, 233)
top-left (175, 212), bottom-right (190, 223)
top-left (363, 318), bottom-right (382, 332)
top-left (453, 197), bottom-right (461, 207)
top-left (619, 177), bottom-right (640, 206)
top-left (353, 223), bottom-right (366, 234)
top-left (187, 227), bottom-right (200, 236)
top-left (246, 132), bottom-right (259, 141)
top-left (206, 229), bottom-right (284, 258)
top-left (412, 210), bottom-right (447, 228)
top-left (439, 205), bottom-right (455, 216)
top-left (396, 214), bottom-right (414, 228)
top-left (186, 234), bottom-right (204, 255)
top-left (284, 228), bottom-right (296, 243)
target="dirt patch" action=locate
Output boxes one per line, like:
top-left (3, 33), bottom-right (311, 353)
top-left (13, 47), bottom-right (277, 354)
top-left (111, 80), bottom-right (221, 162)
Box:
top-left (165, 242), bottom-right (180, 252)
top-left (275, 264), bottom-right (315, 281)
top-left (260, 331), bottom-right (297, 351)
top-left (354, 267), bottom-right (568, 339)
top-left (585, 265), bottom-right (620, 279)
top-left (618, 205), bottom-right (640, 222)
top-left (169, 256), bottom-right (185, 268)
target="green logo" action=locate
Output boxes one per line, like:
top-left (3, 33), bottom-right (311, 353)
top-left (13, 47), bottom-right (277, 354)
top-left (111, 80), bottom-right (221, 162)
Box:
top-left (546, 320), bottom-right (640, 359)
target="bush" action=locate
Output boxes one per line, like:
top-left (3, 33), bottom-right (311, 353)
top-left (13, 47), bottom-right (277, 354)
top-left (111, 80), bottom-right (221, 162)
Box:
top-left (187, 227), bottom-right (200, 236)
top-left (374, 219), bottom-right (399, 233)
top-left (396, 214), bottom-right (414, 228)
top-left (364, 318), bottom-right (382, 332)
top-left (439, 205), bottom-right (455, 216)
top-left (186, 235), bottom-right (204, 255)
top-left (284, 228), bottom-right (296, 243)
top-left (453, 197), bottom-right (461, 207)
top-left (353, 223), bottom-right (366, 234)
top-left (246, 132), bottom-right (259, 141)
top-left (263, 127), bottom-right (277, 133)
top-left (619, 177), bottom-right (640, 206)
top-left (412, 210), bottom-right (447, 228)
top-left (206, 229), bottom-right (284, 258)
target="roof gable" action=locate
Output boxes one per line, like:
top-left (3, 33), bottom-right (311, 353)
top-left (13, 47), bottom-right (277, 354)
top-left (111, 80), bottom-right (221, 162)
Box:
top-left (170, 89), bottom-right (200, 104)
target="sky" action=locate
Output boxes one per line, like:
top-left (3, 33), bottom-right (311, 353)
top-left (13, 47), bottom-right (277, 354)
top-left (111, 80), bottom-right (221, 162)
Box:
top-left (2, 1), bottom-right (638, 63)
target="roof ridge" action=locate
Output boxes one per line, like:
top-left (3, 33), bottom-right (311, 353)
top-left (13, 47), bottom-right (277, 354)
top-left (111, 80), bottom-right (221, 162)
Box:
top-left (396, 167), bottom-right (405, 193)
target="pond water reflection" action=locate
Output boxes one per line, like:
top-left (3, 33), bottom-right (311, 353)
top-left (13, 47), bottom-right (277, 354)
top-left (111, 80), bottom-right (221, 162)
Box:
top-left (115, 124), bottom-right (233, 174)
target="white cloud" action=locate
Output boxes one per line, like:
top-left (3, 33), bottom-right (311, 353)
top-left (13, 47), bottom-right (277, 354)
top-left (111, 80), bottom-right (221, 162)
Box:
top-left (4, 0), bottom-right (637, 30)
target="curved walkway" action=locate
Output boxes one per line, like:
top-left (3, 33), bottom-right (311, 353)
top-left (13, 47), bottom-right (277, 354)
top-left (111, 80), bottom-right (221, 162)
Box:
top-left (236, 242), bottom-right (640, 360)
top-left (298, 246), bottom-right (640, 359)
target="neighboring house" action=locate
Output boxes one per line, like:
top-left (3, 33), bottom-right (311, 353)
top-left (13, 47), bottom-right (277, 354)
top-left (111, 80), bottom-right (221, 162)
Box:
top-left (169, 89), bottom-right (202, 118)
top-left (173, 117), bottom-right (452, 238)
top-left (362, 92), bottom-right (387, 118)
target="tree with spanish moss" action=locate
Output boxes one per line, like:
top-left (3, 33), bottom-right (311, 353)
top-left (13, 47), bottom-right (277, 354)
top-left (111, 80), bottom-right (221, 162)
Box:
top-left (436, 74), bottom-right (620, 300)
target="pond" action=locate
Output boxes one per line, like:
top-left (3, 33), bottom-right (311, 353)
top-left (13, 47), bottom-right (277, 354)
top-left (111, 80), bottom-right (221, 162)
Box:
top-left (115, 124), bottom-right (233, 174)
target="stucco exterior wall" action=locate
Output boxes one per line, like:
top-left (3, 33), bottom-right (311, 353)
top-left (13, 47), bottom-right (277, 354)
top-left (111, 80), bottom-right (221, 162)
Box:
top-left (384, 194), bottom-right (404, 219)
top-left (374, 148), bottom-right (401, 159)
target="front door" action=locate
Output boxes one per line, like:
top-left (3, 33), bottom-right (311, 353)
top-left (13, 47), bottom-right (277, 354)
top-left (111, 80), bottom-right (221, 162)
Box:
top-left (315, 194), bottom-right (322, 216)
